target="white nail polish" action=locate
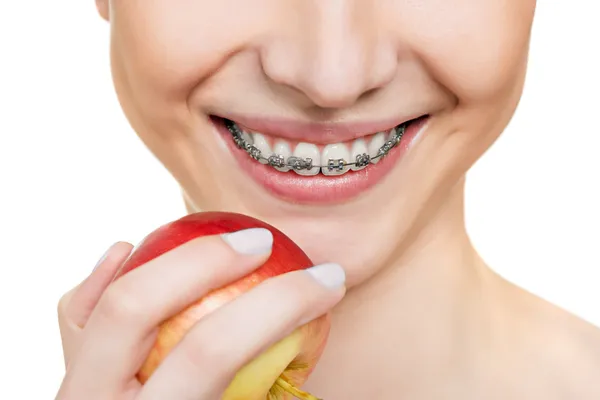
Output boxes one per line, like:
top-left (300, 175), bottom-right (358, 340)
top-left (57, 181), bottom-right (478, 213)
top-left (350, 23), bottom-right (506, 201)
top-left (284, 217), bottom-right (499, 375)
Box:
top-left (306, 263), bottom-right (345, 289)
top-left (93, 244), bottom-right (115, 272)
top-left (221, 228), bottom-right (273, 255)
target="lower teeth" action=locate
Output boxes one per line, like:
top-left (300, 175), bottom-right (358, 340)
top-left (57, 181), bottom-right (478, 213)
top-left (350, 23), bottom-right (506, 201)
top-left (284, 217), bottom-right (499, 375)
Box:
top-left (224, 119), bottom-right (406, 173)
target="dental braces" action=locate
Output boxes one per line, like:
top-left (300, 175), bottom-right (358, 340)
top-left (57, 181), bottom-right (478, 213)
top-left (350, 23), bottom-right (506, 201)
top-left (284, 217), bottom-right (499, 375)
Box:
top-left (224, 119), bottom-right (405, 172)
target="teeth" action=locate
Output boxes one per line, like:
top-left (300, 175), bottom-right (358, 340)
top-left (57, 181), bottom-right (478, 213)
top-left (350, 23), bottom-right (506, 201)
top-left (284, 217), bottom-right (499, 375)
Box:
top-left (251, 133), bottom-right (271, 164)
top-left (293, 143), bottom-right (320, 176)
top-left (321, 143), bottom-right (350, 176)
top-left (241, 131), bottom-right (253, 145)
top-left (230, 121), bottom-right (405, 175)
top-left (387, 128), bottom-right (396, 141)
top-left (350, 138), bottom-right (369, 171)
top-left (368, 132), bottom-right (386, 164)
top-left (273, 141), bottom-right (292, 172)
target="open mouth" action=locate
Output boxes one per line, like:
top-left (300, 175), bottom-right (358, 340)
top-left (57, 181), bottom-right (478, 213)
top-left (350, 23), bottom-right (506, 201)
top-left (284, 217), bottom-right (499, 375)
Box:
top-left (212, 115), bottom-right (429, 203)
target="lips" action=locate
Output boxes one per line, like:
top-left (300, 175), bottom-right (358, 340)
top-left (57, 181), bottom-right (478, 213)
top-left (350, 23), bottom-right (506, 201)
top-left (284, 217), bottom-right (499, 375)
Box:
top-left (214, 113), bottom-right (424, 144)
top-left (212, 115), bottom-right (429, 204)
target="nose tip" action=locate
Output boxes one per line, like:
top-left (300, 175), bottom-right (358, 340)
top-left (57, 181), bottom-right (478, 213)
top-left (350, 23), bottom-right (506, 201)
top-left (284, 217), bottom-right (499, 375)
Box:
top-left (297, 63), bottom-right (390, 109)
top-left (260, 11), bottom-right (398, 110)
top-left (264, 47), bottom-right (396, 110)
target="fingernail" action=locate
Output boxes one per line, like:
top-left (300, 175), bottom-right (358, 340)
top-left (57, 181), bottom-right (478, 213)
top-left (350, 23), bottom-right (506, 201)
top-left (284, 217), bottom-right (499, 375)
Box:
top-left (221, 228), bottom-right (273, 255)
top-left (93, 243), bottom-right (116, 272)
top-left (306, 263), bottom-right (345, 289)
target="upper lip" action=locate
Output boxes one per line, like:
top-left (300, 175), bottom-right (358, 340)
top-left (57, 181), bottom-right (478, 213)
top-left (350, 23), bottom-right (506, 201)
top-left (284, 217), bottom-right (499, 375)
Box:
top-left (214, 113), bottom-right (424, 144)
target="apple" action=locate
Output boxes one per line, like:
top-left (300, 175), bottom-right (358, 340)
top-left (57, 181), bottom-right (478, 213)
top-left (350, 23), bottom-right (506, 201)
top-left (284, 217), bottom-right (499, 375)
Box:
top-left (114, 212), bottom-right (328, 400)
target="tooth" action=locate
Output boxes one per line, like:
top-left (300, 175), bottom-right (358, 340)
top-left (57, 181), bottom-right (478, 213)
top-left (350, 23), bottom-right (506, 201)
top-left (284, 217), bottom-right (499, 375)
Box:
top-left (321, 143), bottom-right (350, 176)
top-left (368, 132), bottom-right (386, 164)
top-left (293, 143), bottom-right (320, 176)
top-left (240, 129), bottom-right (253, 145)
top-left (251, 133), bottom-right (271, 164)
top-left (387, 128), bottom-right (396, 141)
top-left (350, 138), bottom-right (369, 171)
top-left (273, 141), bottom-right (292, 172)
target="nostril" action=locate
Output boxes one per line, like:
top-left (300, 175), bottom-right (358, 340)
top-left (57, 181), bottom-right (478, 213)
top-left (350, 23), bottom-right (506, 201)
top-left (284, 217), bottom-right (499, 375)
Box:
top-left (359, 87), bottom-right (381, 101)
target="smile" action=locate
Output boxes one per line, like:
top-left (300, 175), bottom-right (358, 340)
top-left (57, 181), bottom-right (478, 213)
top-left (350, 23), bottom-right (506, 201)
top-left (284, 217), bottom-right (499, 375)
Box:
top-left (224, 119), bottom-right (407, 176)
top-left (213, 115), bottom-right (429, 204)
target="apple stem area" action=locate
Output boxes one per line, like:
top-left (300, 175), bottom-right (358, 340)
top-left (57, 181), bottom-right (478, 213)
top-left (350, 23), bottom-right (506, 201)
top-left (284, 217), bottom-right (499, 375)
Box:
top-left (274, 377), bottom-right (322, 400)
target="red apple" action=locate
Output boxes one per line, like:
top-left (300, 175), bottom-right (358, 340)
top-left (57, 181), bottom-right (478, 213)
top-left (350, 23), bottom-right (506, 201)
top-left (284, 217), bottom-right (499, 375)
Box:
top-left (114, 212), bottom-right (328, 400)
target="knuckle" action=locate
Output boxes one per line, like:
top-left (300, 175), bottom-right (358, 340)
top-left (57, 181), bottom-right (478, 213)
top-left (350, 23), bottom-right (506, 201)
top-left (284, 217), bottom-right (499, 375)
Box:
top-left (287, 283), bottom-right (312, 310)
top-left (57, 287), bottom-right (76, 319)
top-left (182, 333), bottom-right (237, 382)
top-left (208, 237), bottom-right (240, 266)
top-left (268, 274), bottom-right (314, 314)
top-left (178, 235), bottom-right (241, 270)
top-left (205, 235), bottom-right (241, 261)
top-left (96, 281), bottom-right (147, 324)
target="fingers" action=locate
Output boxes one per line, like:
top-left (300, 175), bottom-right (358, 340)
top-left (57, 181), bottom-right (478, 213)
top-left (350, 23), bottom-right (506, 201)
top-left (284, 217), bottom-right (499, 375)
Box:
top-left (138, 262), bottom-right (346, 400)
top-left (64, 242), bottom-right (134, 328)
top-left (57, 241), bottom-right (133, 366)
top-left (66, 229), bottom-right (274, 397)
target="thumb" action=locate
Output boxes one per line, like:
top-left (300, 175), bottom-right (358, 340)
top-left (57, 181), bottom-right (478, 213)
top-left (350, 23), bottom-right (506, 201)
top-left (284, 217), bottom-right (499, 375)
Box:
top-left (60, 242), bottom-right (133, 330)
top-left (58, 242), bottom-right (133, 367)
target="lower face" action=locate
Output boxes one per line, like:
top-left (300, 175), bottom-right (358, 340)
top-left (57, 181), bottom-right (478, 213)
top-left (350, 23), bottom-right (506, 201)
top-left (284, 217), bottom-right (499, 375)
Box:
top-left (104, 0), bottom-right (536, 286)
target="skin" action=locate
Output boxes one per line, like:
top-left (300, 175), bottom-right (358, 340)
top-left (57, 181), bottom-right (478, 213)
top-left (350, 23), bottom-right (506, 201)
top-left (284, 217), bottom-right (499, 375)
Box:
top-left (56, 1), bottom-right (600, 399)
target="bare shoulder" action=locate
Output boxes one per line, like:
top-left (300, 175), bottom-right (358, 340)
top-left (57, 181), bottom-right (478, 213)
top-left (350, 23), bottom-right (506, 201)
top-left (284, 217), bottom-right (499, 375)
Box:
top-left (542, 304), bottom-right (600, 398)
top-left (500, 280), bottom-right (600, 398)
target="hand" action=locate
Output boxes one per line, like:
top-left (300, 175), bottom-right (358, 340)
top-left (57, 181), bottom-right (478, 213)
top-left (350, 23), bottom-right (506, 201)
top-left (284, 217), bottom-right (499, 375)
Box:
top-left (56, 228), bottom-right (345, 400)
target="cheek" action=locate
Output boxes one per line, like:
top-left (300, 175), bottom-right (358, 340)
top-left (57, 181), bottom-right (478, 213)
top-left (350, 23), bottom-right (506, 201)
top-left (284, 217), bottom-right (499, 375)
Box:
top-left (398, 0), bottom-right (535, 102)
top-left (109, 1), bottom-right (248, 104)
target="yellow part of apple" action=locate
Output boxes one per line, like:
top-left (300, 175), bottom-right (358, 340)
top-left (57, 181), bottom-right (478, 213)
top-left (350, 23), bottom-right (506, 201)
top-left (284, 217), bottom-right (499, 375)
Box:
top-left (223, 328), bottom-right (317, 400)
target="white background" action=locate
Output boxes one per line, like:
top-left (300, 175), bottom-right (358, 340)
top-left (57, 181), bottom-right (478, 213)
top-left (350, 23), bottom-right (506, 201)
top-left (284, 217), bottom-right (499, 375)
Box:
top-left (0, 1), bottom-right (598, 398)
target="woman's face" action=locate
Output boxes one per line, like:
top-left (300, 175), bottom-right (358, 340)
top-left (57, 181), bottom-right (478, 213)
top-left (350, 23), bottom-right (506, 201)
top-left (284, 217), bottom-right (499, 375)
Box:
top-left (98, 0), bottom-right (536, 286)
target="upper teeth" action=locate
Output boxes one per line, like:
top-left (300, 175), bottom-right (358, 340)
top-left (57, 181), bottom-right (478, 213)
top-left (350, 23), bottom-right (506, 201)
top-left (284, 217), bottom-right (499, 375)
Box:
top-left (225, 120), bottom-right (405, 176)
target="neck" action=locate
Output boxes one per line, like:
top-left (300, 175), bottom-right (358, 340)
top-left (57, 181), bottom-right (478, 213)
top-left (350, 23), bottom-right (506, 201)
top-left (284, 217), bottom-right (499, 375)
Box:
top-left (345, 177), bottom-right (485, 311)
top-left (307, 179), bottom-right (496, 395)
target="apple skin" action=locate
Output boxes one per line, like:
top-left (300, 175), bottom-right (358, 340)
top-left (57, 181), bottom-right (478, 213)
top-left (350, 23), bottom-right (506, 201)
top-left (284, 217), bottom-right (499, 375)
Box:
top-left (114, 212), bottom-right (329, 400)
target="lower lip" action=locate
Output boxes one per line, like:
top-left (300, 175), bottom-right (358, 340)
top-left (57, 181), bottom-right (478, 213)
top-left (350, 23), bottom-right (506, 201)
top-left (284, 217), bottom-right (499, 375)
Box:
top-left (215, 117), bottom-right (428, 204)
